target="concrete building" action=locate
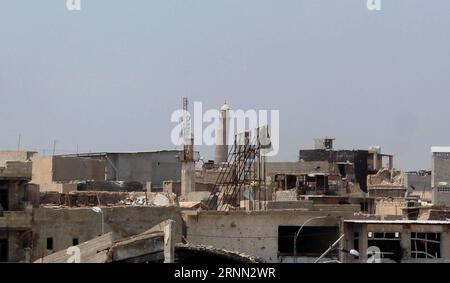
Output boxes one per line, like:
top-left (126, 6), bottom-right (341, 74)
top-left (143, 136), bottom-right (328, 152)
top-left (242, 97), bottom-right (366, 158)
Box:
top-left (0, 160), bottom-right (34, 262)
top-left (343, 220), bottom-right (450, 263)
top-left (432, 185), bottom-right (450, 207)
top-left (59, 150), bottom-right (184, 189)
top-left (185, 204), bottom-right (359, 263)
top-left (404, 170), bottom-right (432, 200)
top-left (31, 156), bottom-right (106, 193)
top-left (431, 147), bottom-right (450, 188)
top-left (299, 139), bottom-right (394, 193)
top-left (31, 205), bottom-right (182, 261)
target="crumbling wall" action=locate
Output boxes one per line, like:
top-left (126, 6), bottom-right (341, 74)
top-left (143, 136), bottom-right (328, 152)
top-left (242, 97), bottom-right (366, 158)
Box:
top-left (31, 206), bottom-right (182, 261)
top-left (274, 189), bottom-right (297, 201)
top-left (39, 191), bottom-right (177, 207)
top-left (368, 168), bottom-right (404, 187)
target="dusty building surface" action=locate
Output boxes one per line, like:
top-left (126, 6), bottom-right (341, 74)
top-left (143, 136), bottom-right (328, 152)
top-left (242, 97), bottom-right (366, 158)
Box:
top-left (367, 168), bottom-right (406, 198)
top-left (405, 170), bottom-right (432, 200)
top-left (31, 156), bottom-right (106, 193)
top-left (184, 206), bottom-right (358, 263)
top-left (432, 185), bottom-right (450, 207)
top-left (0, 160), bottom-right (34, 262)
top-left (31, 205), bottom-right (182, 261)
top-left (0, 151), bottom-right (36, 167)
top-left (298, 139), bottom-right (394, 194)
top-left (58, 150), bottom-right (185, 189)
top-left (37, 230), bottom-right (262, 263)
top-left (431, 147), bottom-right (450, 187)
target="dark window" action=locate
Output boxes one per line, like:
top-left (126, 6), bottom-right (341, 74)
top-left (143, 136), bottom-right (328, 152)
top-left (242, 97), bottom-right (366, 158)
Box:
top-left (0, 239), bottom-right (8, 262)
top-left (368, 232), bottom-right (402, 262)
top-left (46, 238), bottom-right (53, 250)
top-left (0, 187), bottom-right (9, 211)
top-left (72, 238), bottom-right (79, 246)
top-left (278, 226), bottom-right (339, 257)
top-left (360, 202), bottom-right (369, 213)
top-left (338, 164), bottom-right (347, 177)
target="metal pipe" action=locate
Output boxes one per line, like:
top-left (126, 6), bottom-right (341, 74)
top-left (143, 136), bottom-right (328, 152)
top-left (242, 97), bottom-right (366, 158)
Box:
top-left (293, 215), bottom-right (331, 263)
top-left (314, 234), bottom-right (345, 263)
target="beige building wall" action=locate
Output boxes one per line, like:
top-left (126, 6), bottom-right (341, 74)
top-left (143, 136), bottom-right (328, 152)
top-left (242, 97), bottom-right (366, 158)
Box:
top-left (31, 156), bottom-right (54, 184)
top-left (375, 199), bottom-right (408, 216)
top-left (0, 151), bottom-right (36, 167)
top-left (32, 156), bottom-right (105, 184)
top-left (31, 156), bottom-right (106, 192)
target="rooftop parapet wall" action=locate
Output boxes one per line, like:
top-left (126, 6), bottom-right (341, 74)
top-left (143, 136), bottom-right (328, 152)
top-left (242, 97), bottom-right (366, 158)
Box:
top-left (0, 161), bottom-right (32, 179)
top-left (31, 156), bottom-right (106, 185)
top-left (0, 151), bottom-right (36, 167)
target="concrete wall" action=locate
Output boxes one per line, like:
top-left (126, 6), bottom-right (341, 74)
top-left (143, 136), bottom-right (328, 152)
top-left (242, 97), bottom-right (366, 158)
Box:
top-left (31, 206), bottom-right (182, 261)
top-left (432, 152), bottom-right (450, 187)
top-left (0, 151), bottom-right (36, 167)
top-left (0, 162), bottom-right (32, 179)
top-left (432, 186), bottom-right (450, 207)
top-left (405, 172), bottom-right (431, 191)
top-left (38, 183), bottom-right (78, 193)
top-left (0, 179), bottom-right (29, 211)
top-left (31, 156), bottom-right (105, 185)
top-left (0, 230), bottom-right (29, 262)
top-left (71, 151), bottom-right (182, 187)
top-left (265, 161), bottom-right (334, 177)
top-left (375, 199), bottom-right (408, 216)
top-left (108, 151), bottom-right (182, 186)
top-left (185, 209), bottom-right (355, 262)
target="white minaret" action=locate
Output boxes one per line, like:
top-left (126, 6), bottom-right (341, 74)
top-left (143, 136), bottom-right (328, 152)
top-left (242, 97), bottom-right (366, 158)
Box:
top-left (214, 102), bottom-right (230, 165)
top-left (181, 97), bottom-right (195, 197)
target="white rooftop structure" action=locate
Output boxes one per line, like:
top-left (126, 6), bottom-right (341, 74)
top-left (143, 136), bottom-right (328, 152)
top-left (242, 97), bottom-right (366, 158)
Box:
top-left (431, 146), bottom-right (450, 153)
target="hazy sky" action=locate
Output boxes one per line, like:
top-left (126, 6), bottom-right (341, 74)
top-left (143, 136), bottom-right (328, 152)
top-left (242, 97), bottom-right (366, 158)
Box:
top-left (1, 0), bottom-right (450, 170)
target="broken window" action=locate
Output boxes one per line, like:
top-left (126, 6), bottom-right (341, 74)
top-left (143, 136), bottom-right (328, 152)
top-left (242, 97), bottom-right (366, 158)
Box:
top-left (278, 226), bottom-right (339, 257)
top-left (46, 237), bottom-right (53, 250)
top-left (367, 232), bottom-right (402, 263)
top-left (411, 233), bottom-right (441, 259)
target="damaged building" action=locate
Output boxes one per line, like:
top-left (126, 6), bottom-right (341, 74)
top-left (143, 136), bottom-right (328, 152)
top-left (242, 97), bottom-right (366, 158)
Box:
top-left (0, 152), bottom-right (35, 262)
top-left (59, 150), bottom-right (185, 191)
